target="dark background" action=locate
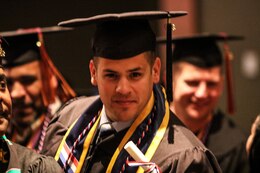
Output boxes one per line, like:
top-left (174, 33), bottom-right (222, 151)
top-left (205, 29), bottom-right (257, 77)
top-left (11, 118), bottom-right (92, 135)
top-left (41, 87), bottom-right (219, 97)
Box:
top-left (1, 0), bottom-right (260, 133)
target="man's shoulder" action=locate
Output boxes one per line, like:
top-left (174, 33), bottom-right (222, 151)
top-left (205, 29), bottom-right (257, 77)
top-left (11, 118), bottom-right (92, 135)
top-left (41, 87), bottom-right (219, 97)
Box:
top-left (54, 95), bottom-right (99, 122)
top-left (153, 114), bottom-right (222, 172)
top-left (172, 123), bottom-right (207, 149)
top-left (206, 110), bottom-right (247, 157)
top-left (58, 95), bottom-right (99, 112)
top-left (41, 95), bottom-right (100, 156)
top-left (167, 113), bottom-right (207, 150)
top-left (212, 110), bottom-right (247, 140)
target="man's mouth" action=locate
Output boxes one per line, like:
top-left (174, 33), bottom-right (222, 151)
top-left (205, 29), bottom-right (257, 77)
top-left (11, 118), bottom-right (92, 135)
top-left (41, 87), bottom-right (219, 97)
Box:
top-left (0, 112), bottom-right (10, 120)
top-left (114, 99), bottom-right (135, 104)
top-left (13, 103), bottom-right (30, 109)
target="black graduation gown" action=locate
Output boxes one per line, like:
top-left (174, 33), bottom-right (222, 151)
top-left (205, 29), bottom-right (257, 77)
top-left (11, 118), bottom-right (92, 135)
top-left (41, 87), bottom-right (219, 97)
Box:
top-left (41, 96), bottom-right (222, 173)
top-left (3, 138), bottom-right (63, 173)
top-left (205, 110), bottom-right (249, 173)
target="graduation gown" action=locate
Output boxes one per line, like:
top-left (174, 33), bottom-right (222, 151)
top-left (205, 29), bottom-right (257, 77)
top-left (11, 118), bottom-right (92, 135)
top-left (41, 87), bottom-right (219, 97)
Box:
top-left (1, 137), bottom-right (63, 173)
top-left (41, 96), bottom-right (221, 173)
top-left (205, 110), bottom-right (249, 173)
top-left (6, 99), bottom-right (62, 152)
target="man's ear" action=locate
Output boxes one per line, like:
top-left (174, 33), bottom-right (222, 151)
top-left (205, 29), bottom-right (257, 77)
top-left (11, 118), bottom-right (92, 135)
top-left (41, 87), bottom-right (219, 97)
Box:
top-left (152, 57), bottom-right (161, 83)
top-left (89, 60), bottom-right (97, 86)
top-left (50, 73), bottom-right (58, 89)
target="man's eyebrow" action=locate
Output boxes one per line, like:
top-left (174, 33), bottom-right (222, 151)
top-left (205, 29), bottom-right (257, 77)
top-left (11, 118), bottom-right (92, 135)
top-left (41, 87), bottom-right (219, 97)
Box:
top-left (128, 67), bottom-right (142, 72)
top-left (103, 69), bottom-right (117, 73)
top-left (103, 67), bottom-right (142, 73)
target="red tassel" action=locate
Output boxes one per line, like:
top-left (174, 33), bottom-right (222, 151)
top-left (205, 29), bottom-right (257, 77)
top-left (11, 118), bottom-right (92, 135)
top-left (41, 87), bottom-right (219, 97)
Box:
top-left (15, 28), bottom-right (76, 106)
top-left (223, 43), bottom-right (235, 115)
top-left (37, 30), bottom-right (76, 106)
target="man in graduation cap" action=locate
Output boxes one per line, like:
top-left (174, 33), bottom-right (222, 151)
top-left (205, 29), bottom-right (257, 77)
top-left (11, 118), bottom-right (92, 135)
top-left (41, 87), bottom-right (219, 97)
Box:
top-left (0, 37), bottom-right (63, 173)
top-left (162, 33), bottom-right (249, 173)
top-left (41, 11), bottom-right (222, 173)
top-left (1, 27), bottom-right (76, 153)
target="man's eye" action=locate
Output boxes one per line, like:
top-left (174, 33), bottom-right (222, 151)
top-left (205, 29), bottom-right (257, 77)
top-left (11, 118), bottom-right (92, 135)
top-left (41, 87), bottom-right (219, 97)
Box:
top-left (130, 72), bottom-right (142, 79)
top-left (207, 82), bottom-right (218, 88)
top-left (6, 78), bottom-right (13, 86)
top-left (0, 81), bottom-right (7, 90)
top-left (186, 81), bottom-right (199, 87)
top-left (105, 73), bottom-right (118, 79)
top-left (19, 76), bottom-right (37, 85)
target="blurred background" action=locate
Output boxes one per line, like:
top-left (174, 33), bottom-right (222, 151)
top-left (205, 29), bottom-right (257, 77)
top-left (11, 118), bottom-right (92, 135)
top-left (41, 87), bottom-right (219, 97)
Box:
top-left (1, 0), bottom-right (259, 134)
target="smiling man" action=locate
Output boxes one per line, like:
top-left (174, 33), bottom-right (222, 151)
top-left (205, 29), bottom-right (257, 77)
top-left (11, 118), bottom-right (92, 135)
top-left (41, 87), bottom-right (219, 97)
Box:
top-left (165, 33), bottom-right (249, 173)
top-left (0, 37), bottom-right (63, 173)
top-left (1, 27), bottom-right (76, 152)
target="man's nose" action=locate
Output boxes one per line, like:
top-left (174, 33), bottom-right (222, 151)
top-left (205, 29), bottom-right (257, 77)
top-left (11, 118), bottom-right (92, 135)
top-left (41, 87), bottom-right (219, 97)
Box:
top-left (10, 82), bottom-right (26, 99)
top-left (115, 77), bottom-right (131, 95)
top-left (195, 82), bottom-right (208, 98)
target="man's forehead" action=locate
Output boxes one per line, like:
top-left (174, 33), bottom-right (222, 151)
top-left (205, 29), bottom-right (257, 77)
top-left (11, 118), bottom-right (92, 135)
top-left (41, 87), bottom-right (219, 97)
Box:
top-left (179, 64), bottom-right (222, 78)
top-left (97, 55), bottom-right (149, 70)
top-left (5, 60), bottom-right (41, 76)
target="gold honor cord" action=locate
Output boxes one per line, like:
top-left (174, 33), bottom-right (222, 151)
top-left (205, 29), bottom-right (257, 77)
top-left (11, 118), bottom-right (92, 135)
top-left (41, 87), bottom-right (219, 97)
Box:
top-left (107, 90), bottom-right (169, 173)
top-left (56, 88), bottom-right (169, 173)
top-left (55, 115), bottom-right (101, 173)
top-left (136, 88), bottom-right (169, 173)
top-left (106, 92), bottom-right (154, 172)
top-left (76, 116), bottom-right (100, 173)
top-left (55, 118), bottom-right (80, 161)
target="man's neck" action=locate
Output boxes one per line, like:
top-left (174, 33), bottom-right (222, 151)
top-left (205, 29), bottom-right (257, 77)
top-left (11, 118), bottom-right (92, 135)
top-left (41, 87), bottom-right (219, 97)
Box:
top-left (185, 115), bottom-right (212, 134)
top-left (170, 103), bottom-right (213, 133)
top-left (100, 106), bottom-right (133, 132)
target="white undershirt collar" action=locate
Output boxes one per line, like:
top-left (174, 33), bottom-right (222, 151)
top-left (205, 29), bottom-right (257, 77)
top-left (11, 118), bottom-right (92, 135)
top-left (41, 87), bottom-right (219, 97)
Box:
top-left (99, 105), bottom-right (133, 132)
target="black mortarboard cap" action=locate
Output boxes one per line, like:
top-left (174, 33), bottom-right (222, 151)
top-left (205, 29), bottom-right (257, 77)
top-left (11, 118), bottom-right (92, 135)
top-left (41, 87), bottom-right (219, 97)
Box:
top-left (59, 11), bottom-right (188, 101)
top-left (0, 26), bottom-right (72, 67)
top-left (157, 33), bottom-right (243, 67)
top-left (92, 19), bottom-right (155, 59)
top-left (157, 33), bottom-right (244, 114)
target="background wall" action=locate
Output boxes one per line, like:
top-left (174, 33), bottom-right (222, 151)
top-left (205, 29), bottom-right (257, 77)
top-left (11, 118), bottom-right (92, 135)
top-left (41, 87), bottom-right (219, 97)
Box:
top-left (198, 0), bottom-right (260, 134)
top-left (1, 0), bottom-right (259, 133)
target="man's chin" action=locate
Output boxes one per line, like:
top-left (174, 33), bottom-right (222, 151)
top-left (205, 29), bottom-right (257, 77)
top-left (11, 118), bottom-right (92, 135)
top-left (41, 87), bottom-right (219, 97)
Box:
top-left (188, 110), bottom-right (209, 121)
top-left (188, 109), bottom-right (204, 118)
top-left (0, 119), bottom-right (9, 136)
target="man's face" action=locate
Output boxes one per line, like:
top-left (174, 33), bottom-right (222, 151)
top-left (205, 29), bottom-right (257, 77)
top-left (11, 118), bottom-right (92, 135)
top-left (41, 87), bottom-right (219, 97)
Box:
top-left (5, 61), bottom-right (44, 126)
top-left (172, 62), bottom-right (223, 122)
top-left (0, 68), bottom-right (12, 136)
top-left (89, 52), bottom-right (161, 122)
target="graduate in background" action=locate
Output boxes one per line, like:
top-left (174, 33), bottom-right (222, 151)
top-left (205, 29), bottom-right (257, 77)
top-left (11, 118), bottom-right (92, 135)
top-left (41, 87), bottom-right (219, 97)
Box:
top-left (160, 33), bottom-right (249, 173)
top-left (0, 37), bottom-right (63, 173)
top-left (1, 27), bottom-right (76, 152)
